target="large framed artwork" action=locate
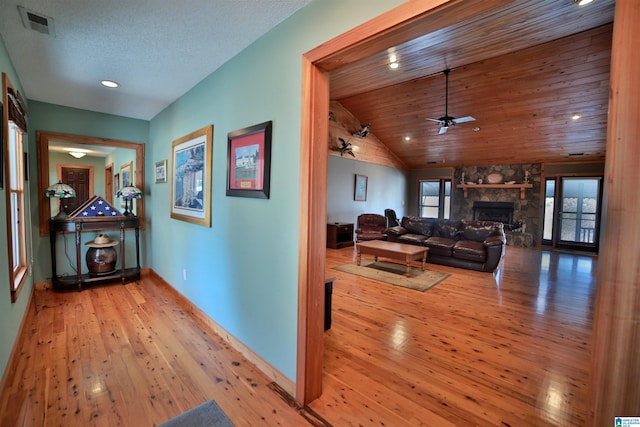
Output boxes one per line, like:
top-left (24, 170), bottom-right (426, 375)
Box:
top-left (354, 174), bottom-right (368, 201)
top-left (226, 121), bottom-right (272, 199)
top-left (170, 125), bottom-right (213, 227)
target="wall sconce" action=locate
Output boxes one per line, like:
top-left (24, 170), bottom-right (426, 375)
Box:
top-left (44, 181), bottom-right (76, 219)
top-left (116, 186), bottom-right (143, 216)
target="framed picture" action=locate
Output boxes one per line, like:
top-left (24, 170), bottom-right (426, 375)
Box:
top-left (226, 121), bottom-right (272, 199)
top-left (170, 125), bottom-right (213, 227)
top-left (114, 173), bottom-right (120, 192)
top-left (155, 159), bottom-right (167, 183)
top-left (0, 102), bottom-right (3, 189)
top-left (120, 161), bottom-right (132, 187)
top-left (354, 174), bottom-right (368, 201)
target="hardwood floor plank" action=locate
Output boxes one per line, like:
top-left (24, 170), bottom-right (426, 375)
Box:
top-left (314, 245), bottom-right (595, 426)
top-left (1, 245), bottom-right (595, 426)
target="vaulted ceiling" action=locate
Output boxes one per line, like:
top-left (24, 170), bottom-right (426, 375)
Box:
top-left (329, 0), bottom-right (615, 169)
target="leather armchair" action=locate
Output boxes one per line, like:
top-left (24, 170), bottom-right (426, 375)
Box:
top-left (355, 214), bottom-right (387, 242)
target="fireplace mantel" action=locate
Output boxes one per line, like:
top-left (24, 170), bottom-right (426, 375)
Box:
top-left (456, 183), bottom-right (533, 199)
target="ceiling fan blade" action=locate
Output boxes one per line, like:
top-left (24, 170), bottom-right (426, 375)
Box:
top-left (452, 116), bottom-right (475, 124)
top-left (438, 126), bottom-right (448, 135)
top-left (425, 118), bottom-right (442, 123)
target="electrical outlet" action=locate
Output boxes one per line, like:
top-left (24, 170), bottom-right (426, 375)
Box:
top-left (183, 268), bottom-right (187, 281)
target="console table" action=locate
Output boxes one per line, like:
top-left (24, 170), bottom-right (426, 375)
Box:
top-left (49, 216), bottom-right (141, 291)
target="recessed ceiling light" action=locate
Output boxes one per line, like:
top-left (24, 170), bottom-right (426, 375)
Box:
top-left (575, 0), bottom-right (593, 5)
top-left (572, 112), bottom-right (582, 120)
top-left (388, 53), bottom-right (399, 69)
top-left (101, 80), bottom-right (119, 88)
top-left (404, 136), bottom-right (411, 141)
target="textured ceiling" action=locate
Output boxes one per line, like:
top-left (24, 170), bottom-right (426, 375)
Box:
top-left (0, 0), bottom-right (311, 120)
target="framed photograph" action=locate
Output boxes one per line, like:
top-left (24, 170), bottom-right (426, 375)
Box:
top-left (226, 121), bottom-right (272, 199)
top-left (155, 159), bottom-right (167, 183)
top-left (114, 173), bottom-right (120, 192)
top-left (171, 125), bottom-right (213, 227)
top-left (120, 161), bottom-right (132, 187)
top-left (354, 174), bottom-right (368, 201)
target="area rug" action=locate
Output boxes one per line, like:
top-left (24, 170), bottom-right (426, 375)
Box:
top-left (333, 260), bottom-right (450, 292)
top-left (158, 400), bottom-right (234, 427)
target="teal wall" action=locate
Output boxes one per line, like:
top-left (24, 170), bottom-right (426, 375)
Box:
top-left (148, 0), bottom-right (405, 382)
top-left (0, 33), bottom-right (33, 385)
top-left (0, 0), bottom-right (406, 389)
top-left (27, 101), bottom-right (149, 283)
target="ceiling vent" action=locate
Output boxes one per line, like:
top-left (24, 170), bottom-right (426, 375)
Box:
top-left (18, 6), bottom-right (56, 37)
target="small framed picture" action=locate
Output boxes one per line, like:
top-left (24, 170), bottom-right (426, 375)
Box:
top-left (354, 174), bottom-right (367, 201)
top-left (226, 121), bottom-right (273, 199)
top-left (155, 159), bottom-right (167, 183)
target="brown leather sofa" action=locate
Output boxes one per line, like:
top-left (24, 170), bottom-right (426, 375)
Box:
top-left (386, 216), bottom-right (506, 272)
top-left (355, 213), bottom-right (387, 242)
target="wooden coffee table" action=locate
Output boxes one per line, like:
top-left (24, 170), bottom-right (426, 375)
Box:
top-left (356, 240), bottom-right (429, 277)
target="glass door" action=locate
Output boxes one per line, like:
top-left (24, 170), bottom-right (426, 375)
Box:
top-left (553, 177), bottom-right (602, 251)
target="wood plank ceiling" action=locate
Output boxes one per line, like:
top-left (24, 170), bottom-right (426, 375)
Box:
top-left (329, 0), bottom-right (615, 170)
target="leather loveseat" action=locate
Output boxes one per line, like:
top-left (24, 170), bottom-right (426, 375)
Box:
top-left (386, 216), bottom-right (506, 272)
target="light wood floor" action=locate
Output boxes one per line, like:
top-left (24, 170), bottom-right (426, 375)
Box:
top-left (0, 246), bottom-right (595, 426)
top-left (312, 246), bottom-right (595, 426)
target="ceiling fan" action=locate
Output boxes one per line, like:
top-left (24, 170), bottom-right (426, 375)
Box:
top-left (426, 68), bottom-right (475, 135)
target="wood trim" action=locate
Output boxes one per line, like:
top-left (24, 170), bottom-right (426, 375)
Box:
top-left (37, 131), bottom-right (145, 235)
top-left (145, 269), bottom-right (296, 397)
top-left (296, 56), bottom-right (329, 404)
top-left (589, 0), bottom-right (640, 423)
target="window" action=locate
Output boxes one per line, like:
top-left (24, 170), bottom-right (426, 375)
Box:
top-left (4, 73), bottom-right (29, 302)
top-left (418, 179), bottom-right (451, 219)
top-left (7, 121), bottom-right (27, 299)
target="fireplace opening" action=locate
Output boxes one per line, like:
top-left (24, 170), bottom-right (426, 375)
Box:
top-left (472, 201), bottom-right (515, 225)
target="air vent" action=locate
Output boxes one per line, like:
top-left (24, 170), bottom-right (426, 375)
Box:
top-left (18, 6), bottom-right (56, 37)
top-left (568, 152), bottom-right (585, 157)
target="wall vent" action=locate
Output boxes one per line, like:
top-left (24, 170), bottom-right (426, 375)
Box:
top-left (18, 6), bottom-right (56, 37)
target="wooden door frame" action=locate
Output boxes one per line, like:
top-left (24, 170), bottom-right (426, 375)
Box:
top-left (297, 0), bottom-right (639, 421)
top-left (105, 163), bottom-right (114, 205)
top-left (296, 0), bottom-right (512, 404)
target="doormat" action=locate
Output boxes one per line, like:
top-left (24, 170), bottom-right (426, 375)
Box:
top-left (333, 260), bottom-right (450, 292)
top-left (158, 400), bottom-right (234, 427)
